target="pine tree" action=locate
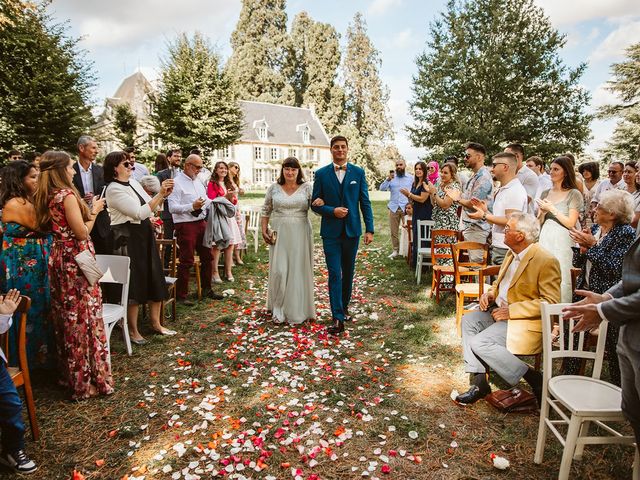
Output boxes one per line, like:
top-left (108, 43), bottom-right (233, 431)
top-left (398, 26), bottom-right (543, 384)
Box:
top-left (408, 0), bottom-right (591, 158)
top-left (113, 103), bottom-right (139, 148)
top-left (286, 12), bottom-right (345, 134)
top-left (226, 0), bottom-right (293, 104)
top-left (0, 0), bottom-right (95, 153)
top-left (598, 42), bottom-right (640, 161)
top-left (342, 13), bottom-right (395, 183)
top-left (151, 33), bottom-right (243, 154)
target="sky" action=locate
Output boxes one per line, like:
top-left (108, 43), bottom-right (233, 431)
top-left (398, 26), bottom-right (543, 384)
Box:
top-left (48, 0), bottom-right (640, 164)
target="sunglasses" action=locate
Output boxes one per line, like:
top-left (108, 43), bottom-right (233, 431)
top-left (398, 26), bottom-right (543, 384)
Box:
top-left (121, 161), bottom-right (133, 168)
top-left (492, 162), bottom-right (508, 167)
top-left (464, 153), bottom-right (471, 159)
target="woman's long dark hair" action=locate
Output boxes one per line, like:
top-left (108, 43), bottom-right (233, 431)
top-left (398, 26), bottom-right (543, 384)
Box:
top-left (0, 160), bottom-right (36, 208)
top-left (210, 161), bottom-right (234, 191)
top-left (551, 156), bottom-right (578, 191)
top-left (413, 161), bottom-right (427, 188)
top-left (277, 157), bottom-right (305, 185)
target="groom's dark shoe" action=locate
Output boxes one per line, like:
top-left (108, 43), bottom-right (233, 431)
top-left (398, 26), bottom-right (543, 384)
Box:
top-left (344, 307), bottom-right (353, 322)
top-left (327, 320), bottom-right (345, 335)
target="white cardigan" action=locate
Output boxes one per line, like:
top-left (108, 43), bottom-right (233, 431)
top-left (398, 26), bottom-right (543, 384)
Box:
top-left (106, 179), bottom-right (155, 225)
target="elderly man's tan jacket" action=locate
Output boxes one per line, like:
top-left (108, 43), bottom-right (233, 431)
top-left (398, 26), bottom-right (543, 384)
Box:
top-left (490, 243), bottom-right (561, 355)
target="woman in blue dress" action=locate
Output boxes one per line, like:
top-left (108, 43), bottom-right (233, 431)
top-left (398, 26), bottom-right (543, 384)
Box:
top-left (0, 161), bottom-right (53, 369)
top-left (401, 161), bottom-right (435, 268)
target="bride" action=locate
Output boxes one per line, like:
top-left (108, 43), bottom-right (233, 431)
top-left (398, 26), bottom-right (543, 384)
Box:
top-left (261, 157), bottom-right (322, 324)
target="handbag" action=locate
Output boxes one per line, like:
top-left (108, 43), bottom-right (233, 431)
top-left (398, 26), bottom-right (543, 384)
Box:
top-left (74, 249), bottom-right (104, 286)
top-left (485, 387), bottom-right (538, 413)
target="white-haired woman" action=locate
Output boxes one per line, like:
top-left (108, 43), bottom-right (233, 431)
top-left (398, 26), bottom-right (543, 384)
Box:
top-left (567, 189), bottom-right (636, 385)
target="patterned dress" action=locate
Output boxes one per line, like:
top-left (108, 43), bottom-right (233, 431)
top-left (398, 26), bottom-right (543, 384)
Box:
top-left (48, 189), bottom-right (113, 400)
top-left (0, 221), bottom-right (54, 369)
top-left (432, 181), bottom-right (460, 284)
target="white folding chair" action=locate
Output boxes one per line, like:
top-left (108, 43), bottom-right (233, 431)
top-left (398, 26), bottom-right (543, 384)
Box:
top-left (96, 255), bottom-right (132, 366)
top-left (535, 302), bottom-right (639, 480)
top-left (414, 219), bottom-right (434, 284)
top-left (243, 206), bottom-right (260, 253)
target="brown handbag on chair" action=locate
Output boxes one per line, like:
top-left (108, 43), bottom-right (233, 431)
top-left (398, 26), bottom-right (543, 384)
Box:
top-left (485, 387), bottom-right (538, 413)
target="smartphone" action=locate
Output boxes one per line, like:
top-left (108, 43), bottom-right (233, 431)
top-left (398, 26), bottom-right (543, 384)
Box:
top-left (98, 186), bottom-right (107, 199)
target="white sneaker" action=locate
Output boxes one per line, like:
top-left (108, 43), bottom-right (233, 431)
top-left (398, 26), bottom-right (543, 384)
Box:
top-left (388, 251), bottom-right (399, 259)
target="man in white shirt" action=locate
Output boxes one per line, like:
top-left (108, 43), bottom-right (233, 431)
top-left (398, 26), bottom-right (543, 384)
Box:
top-left (168, 154), bottom-right (222, 304)
top-left (455, 213), bottom-right (561, 405)
top-left (379, 159), bottom-right (413, 258)
top-left (505, 143), bottom-right (538, 214)
top-left (0, 289), bottom-right (37, 474)
top-left (526, 156), bottom-right (552, 212)
top-left (591, 161), bottom-right (625, 208)
top-left (126, 147), bottom-right (150, 181)
top-left (467, 152), bottom-right (528, 265)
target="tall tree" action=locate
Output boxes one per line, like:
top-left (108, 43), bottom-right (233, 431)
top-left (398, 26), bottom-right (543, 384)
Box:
top-left (0, 0), bottom-right (95, 153)
top-left (286, 11), bottom-right (345, 134)
top-left (408, 0), bottom-right (591, 158)
top-left (342, 12), bottom-right (395, 183)
top-left (151, 33), bottom-right (243, 154)
top-left (226, 0), bottom-right (293, 104)
top-left (113, 103), bottom-right (139, 148)
top-left (598, 42), bottom-right (640, 161)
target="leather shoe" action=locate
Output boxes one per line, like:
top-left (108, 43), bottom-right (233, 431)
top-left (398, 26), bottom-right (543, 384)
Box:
top-left (327, 320), bottom-right (345, 335)
top-left (177, 298), bottom-right (195, 307)
top-left (206, 290), bottom-right (224, 300)
top-left (455, 384), bottom-right (491, 404)
top-left (344, 307), bottom-right (353, 322)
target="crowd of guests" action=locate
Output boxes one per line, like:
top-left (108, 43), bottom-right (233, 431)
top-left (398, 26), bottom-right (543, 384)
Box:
top-left (0, 139), bottom-right (251, 474)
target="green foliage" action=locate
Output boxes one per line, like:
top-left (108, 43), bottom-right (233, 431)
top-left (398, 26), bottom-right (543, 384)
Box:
top-left (0, 0), bottom-right (95, 153)
top-left (151, 32), bottom-right (243, 154)
top-left (408, 0), bottom-right (592, 159)
top-left (342, 13), bottom-right (395, 183)
top-left (226, 0), bottom-right (293, 104)
top-left (286, 12), bottom-right (345, 134)
top-left (113, 103), bottom-right (139, 149)
top-left (598, 42), bottom-right (640, 161)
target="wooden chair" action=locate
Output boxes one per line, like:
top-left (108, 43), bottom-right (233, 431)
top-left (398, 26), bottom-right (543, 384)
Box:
top-left (156, 238), bottom-right (178, 322)
top-left (452, 241), bottom-right (489, 335)
top-left (414, 219), bottom-right (435, 284)
top-left (429, 229), bottom-right (458, 303)
top-left (535, 303), bottom-right (639, 480)
top-left (0, 295), bottom-right (39, 441)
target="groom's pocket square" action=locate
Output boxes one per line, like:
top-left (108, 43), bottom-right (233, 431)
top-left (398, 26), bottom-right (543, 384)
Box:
top-left (350, 180), bottom-right (357, 184)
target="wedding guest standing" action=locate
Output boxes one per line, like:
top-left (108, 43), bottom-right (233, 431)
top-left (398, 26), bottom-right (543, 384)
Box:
top-left (0, 161), bottom-right (53, 369)
top-left (578, 161), bottom-right (601, 228)
top-left (207, 161), bottom-right (242, 282)
top-left (536, 156), bottom-right (583, 302)
top-left (261, 157), bottom-right (319, 325)
top-left (104, 151), bottom-right (176, 344)
top-left (428, 162), bottom-right (460, 278)
top-left (227, 161), bottom-right (247, 266)
top-left (34, 151), bottom-right (113, 400)
top-left (400, 161), bottom-right (433, 268)
top-left (379, 159), bottom-right (413, 259)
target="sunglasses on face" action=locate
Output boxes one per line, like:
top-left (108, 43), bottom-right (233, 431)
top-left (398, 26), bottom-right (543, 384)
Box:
top-left (121, 161), bottom-right (133, 168)
top-left (492, 162), bottom-right (508, 167)
top-left (464, 153), bottom-right (471, 159)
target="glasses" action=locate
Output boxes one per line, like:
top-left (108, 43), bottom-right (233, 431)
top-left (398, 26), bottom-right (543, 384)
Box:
top-left (504, 225), bottom-right (519, 233)
top-left (464, 153), bottom-right (471, 159)
top-left (492, 162), bottom-right (508, 167)
top-left (121, 161), bottom-right (133, 169)
top-left (608, 170), bottom-right (621, 174)
top-left (189, 164), bottom-right (203, 171)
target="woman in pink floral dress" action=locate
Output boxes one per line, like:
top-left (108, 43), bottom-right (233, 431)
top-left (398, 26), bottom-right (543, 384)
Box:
top-left (34, 151), bottom-right (113, 400)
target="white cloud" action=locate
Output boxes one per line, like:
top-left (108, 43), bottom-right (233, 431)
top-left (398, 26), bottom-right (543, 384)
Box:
top-left (585, 119), bottom-right (617, 155)
top-left (392, 28), bottom-right (413, 48)
top-left (534, 0), bottom-right (640, 26)
top-left (589, 20), bottom-right (640, 62)
top-left (50, 0), bottom-right (241, 49)
top-left (368, 0), bottom-right (403, 16)
top-left (590, 81), bottom-right (619, 109)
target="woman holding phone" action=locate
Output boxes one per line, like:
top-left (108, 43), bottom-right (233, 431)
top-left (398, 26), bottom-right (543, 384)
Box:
top-left (400, 161), bottom-right (434, 268)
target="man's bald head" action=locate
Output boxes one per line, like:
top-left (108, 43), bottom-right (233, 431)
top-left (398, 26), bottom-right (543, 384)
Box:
top-left (183, 154), bottom-right (204, 179)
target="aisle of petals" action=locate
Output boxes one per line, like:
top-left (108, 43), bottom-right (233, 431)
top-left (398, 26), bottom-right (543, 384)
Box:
top-left (121, 249), bottom-right (431, 480)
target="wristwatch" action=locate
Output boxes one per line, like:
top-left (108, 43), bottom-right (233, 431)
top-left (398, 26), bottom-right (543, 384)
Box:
top-left (482, 212), bottom-right (487, 221)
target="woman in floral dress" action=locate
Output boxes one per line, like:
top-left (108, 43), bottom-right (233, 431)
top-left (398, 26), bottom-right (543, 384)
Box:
top-left (0, 161), bottom-right (53, 369)
top-left (34, 151), bottom-right (113, 400)
top-left (428, 162), bottom-right (460, 285)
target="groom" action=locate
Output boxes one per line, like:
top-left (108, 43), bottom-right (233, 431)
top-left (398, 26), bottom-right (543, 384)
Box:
top-left (312, 136), bottom-right (374, 335)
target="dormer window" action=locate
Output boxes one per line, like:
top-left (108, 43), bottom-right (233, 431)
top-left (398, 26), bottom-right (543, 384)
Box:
top-left (296, 123), bottom-right (310, 144)
top-left (253, 119), bottom-right (269, 142)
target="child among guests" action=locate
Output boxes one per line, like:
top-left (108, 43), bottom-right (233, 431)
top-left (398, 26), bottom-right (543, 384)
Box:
top-left (0, 289), bottom-right (37, 474)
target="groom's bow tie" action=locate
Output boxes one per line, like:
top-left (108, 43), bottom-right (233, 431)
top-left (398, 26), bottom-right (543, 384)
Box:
top-left (334, 164), bottom-right (346, 171)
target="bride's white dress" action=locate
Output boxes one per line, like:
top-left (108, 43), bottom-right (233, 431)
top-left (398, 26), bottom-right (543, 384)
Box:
top-left (261, 182), bottom-right (315, 324)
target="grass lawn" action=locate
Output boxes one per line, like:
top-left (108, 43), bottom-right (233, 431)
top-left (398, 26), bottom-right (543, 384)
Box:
top-left (10, 195), bottom-right (635, 480)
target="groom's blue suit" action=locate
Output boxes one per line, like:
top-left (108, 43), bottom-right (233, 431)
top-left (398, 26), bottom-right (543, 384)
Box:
top-left (311, 163), bottom-right (374, 321)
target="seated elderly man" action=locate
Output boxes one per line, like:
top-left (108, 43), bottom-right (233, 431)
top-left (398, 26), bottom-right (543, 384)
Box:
top-left (456, 212), bottom-right (561, 405)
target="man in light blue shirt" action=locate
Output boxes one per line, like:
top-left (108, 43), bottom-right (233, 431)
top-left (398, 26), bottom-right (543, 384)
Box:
top-left (379, 159), bottom-right (413, 258)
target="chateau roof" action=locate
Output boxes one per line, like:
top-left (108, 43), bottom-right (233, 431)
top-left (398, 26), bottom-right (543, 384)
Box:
top-left (239, 100), bottom-right (330, 147)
